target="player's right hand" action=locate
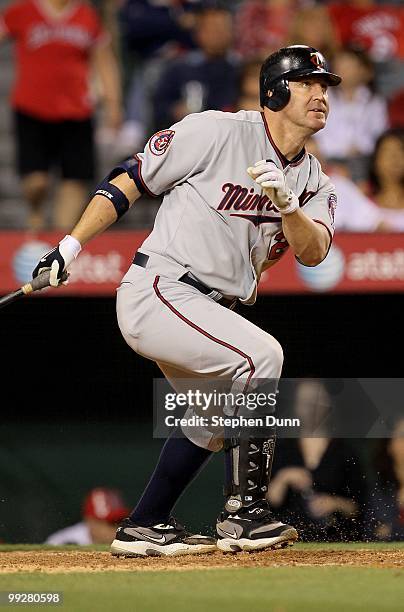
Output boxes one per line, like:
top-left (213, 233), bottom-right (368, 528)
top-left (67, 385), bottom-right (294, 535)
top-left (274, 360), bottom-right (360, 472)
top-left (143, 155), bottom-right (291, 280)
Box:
top-left (32, 235), bottom-right (82, 287)
top-left (247, 160), bottom-right (299, 215)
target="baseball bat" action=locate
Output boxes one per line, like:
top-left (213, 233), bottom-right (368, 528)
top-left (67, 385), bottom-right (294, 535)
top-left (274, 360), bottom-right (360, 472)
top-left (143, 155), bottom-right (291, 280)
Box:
top-left (0, 270), bottom-right (69, 309)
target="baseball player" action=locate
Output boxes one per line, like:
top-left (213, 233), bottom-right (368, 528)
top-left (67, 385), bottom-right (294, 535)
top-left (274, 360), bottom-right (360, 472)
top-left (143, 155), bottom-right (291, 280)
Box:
top-left (32, 45), bottom-right (341, 557)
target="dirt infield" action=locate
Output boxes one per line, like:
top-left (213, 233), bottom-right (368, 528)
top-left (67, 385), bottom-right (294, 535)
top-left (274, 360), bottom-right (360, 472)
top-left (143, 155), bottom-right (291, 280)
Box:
top-left (1, 549), bottom-right (404, 573)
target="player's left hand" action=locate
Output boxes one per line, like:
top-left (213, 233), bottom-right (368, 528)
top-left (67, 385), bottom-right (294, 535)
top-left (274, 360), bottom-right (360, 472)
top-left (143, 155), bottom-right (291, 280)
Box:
top-left (32, 235), bottom-right (81, 287)
top-left (247, 160), bottom-right (299, 214)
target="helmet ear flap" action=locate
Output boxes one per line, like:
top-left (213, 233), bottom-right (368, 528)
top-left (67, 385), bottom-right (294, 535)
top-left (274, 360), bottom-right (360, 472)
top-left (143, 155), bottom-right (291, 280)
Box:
top-left (264, 79), bottom-right (291, 112)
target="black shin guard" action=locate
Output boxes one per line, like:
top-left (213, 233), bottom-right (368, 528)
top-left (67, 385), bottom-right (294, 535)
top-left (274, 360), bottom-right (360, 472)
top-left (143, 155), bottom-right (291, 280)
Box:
top-left (223, 382), bottom-right (278, 513)
top-left (224, 433), bottom-right (276, 512)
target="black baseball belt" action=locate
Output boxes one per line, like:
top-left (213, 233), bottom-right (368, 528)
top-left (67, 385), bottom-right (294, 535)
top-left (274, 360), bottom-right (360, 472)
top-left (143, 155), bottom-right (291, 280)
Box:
top-left (132, 251), bottom-right (237, 309)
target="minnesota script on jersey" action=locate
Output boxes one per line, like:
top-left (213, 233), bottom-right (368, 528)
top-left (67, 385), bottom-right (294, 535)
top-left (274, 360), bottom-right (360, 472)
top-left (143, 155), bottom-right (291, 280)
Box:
top-left (131, 110), bottom-right (337, 304)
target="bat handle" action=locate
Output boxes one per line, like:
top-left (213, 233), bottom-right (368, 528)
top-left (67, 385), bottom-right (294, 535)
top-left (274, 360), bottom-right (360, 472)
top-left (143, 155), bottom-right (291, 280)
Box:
top-left (0, 289), bottom-right (24, 308)
top-left (21, 270), bottom-right (69, 294)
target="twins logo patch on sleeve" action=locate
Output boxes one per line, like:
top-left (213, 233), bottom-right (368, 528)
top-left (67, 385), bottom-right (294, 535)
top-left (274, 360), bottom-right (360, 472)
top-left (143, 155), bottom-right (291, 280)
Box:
top-left (149, 130), bottom-right (175, 156)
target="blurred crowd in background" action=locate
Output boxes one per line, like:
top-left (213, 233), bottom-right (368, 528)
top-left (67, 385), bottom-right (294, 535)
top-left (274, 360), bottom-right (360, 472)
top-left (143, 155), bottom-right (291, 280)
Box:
top-left (0, 0), bottom-right (404, 231)
top-left (268, 381), bottom-right (404, 543)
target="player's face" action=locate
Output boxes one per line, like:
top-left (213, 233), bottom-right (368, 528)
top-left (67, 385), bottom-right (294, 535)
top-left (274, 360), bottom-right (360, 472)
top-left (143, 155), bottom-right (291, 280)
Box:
top-left (286, 78), bottom-right (329, 133)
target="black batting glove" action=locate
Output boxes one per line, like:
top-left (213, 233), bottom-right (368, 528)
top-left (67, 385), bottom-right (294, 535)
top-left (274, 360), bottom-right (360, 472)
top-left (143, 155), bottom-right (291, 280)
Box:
top-left (32, 235), bottom-right (81, 287)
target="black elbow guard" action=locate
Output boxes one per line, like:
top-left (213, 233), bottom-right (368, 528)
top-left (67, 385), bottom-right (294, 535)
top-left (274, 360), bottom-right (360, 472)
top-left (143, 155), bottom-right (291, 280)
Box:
top-left (92, 174), bottom-right (130, 219)
top-left (93, 168), bottom-right (129, 219)
top-left (92, 157), bottom-right (145, 218)
top-left (93, 178), bottom-right (130, 219)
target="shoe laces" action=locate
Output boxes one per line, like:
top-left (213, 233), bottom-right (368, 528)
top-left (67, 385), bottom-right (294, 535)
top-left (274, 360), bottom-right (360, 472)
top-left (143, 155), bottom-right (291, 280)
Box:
top-left (166, 516), bottom-right (186, 531)
top-left (119, 516), bottom-right (185, 531)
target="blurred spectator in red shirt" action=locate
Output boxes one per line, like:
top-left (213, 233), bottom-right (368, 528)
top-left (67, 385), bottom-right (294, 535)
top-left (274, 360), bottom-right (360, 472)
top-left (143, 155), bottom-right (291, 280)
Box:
top-left (45, 487), bottom-right (130, 545)
top-left (235, 0), bottom-right (299, 60)
top-left (286, 4), bottom-right (340, 62)
top-left (314, 47), bottom-right (388, 170)
top-left (366, 128), bottom-right (404, 230)
top-left (328, 0), bottom-right (404, 63)
top-left (0, 0), bottom-right (122, 231)
top-left (388, 89), bottom-right (404, 128)
top-left (327, 0), bottom-right (404, 97)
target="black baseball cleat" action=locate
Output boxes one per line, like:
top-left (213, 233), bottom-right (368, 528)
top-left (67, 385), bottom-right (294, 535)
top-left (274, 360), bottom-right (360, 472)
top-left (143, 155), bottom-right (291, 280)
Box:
top-left (111, 516), bottom-right (217, 557)
top-left (216, 500), bottom-right (298, 553)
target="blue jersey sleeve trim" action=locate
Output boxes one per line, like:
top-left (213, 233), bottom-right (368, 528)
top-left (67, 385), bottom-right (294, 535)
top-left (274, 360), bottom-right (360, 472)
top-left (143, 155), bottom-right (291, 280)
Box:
top-left (107, 157), bottom-right (159, 198)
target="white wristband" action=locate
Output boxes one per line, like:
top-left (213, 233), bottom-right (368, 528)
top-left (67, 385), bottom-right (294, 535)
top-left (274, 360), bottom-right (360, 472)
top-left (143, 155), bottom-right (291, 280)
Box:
top-left (59, 234), bottom-right (82, 259)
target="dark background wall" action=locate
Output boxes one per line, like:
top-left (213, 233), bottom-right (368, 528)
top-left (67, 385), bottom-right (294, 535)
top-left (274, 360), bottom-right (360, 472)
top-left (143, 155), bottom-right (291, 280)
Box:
top-left (1, 294), bottom-right (402, 542)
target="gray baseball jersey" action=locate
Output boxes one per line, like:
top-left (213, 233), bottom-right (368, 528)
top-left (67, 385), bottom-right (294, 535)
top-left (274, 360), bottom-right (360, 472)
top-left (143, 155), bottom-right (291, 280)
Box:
top-left (130, 109), bottom-right (336, 304)
top-left (118, 109), bottom-right (337, 449)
